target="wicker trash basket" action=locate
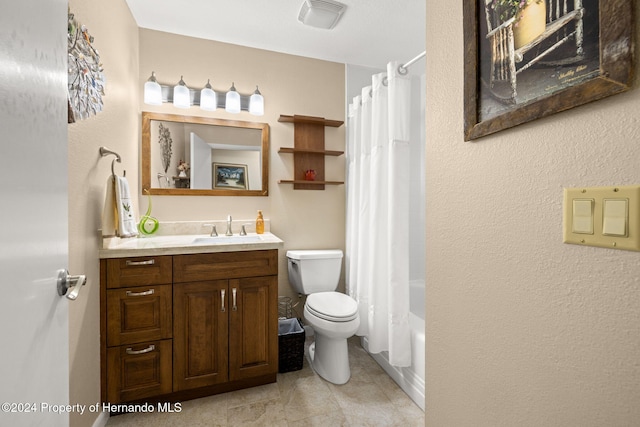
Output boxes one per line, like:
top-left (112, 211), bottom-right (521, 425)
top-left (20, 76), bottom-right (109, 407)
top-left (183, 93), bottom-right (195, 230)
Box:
top-left (278, 318), bottom-right (305, 373)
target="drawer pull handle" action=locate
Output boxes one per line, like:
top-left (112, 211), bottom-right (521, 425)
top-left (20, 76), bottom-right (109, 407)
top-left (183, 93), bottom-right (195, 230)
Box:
top-left (221, 289), bottom-right (226, 312)
top-left (126, 344), bottom-right (155, 355)
top-left (126, 289), bottom-right (155, 297)
top-left (125, 259), bottom-right (155, 266)
top-left (232, 288), bottom-right (238, 311)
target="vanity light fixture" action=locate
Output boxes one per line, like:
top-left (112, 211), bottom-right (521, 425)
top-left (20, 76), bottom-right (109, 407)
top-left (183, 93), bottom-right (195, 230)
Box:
top-left (200, 79), bottom-right (217, 111)
top-left (249, 86), bottom-right (264, 116)
top-left (173, 76), bottom-right (191, 109)
top-left (225, 82), bottom-right (241, 113)
top-left (142, 73), bottom-right (265, 115)
top-left (143, 71), bottom-right (162, 105)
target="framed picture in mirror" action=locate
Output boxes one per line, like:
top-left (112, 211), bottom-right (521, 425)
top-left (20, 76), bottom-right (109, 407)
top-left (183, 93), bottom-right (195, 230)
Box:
top-left (213, 163), bottom-right (248, 190)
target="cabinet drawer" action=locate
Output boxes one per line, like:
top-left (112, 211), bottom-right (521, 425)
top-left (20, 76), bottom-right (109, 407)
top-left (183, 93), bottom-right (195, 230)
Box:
top-left (107, 340), bottom-right (172, 404)
top-left (173, 250), bottom-right (278, 283)
top-left (106, 256), bottom-right (172, 288)
top-left (107, 285), bottom-right (172, 347)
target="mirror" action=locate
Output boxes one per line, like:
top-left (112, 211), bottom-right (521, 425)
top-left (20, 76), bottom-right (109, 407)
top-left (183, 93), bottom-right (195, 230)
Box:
top-left (142, 112), bottom-right (269, 196)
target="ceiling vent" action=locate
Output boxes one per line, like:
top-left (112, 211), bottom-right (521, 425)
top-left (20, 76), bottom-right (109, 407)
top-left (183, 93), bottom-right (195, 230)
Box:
top-left (298, 0), bottom-right (347, 30)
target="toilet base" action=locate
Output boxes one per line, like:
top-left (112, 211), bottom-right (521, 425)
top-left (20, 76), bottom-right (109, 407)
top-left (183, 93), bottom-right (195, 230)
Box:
top-left (308, 333), bottom-right (351, 385)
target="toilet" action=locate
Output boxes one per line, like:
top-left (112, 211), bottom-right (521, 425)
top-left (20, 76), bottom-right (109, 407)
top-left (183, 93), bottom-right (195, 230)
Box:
top-left (286, 249), bottom-right (359, 385)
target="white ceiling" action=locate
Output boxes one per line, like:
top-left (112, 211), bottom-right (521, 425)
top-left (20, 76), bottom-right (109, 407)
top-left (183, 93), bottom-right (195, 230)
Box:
top-left (124, 0), bottom-right (426, 72)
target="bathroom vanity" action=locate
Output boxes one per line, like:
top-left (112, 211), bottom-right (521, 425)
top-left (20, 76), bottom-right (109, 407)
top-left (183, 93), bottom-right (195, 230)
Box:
top-left (99, 230), bottom-right (283, 406)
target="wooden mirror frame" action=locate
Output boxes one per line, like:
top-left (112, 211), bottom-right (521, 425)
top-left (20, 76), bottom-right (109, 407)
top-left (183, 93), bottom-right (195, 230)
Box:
top-left (141, 112), bottom-right (269, 196)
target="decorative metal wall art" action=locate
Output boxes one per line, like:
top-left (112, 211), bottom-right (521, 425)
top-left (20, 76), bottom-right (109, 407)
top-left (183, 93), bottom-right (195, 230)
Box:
top-left (67, 11), bottom-right (105, 123)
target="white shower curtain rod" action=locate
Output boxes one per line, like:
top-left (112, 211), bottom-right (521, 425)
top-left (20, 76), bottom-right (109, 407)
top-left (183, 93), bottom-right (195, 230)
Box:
top-left (398, 51), bottom-right (426, 74)
top-left (363, 50), bottom-right (426, 92)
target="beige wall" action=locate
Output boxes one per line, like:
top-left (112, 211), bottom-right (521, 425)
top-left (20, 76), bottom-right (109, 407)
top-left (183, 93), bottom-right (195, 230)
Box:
top-left (67, 1), bottom-right (139, 426)
top-left (66, 8), bottom-right (345, 426)
top-left (138, 29), bottom-right (346, 296)
top-left (425, 2), bottom-right (640, 426)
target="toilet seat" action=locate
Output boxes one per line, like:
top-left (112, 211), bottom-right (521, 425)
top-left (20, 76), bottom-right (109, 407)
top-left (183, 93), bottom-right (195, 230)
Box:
top-left (306, 292), bottom-right (358, 322)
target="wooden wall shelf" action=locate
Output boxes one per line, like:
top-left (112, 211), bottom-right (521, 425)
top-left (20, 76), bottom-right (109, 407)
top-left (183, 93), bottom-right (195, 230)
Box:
top-left (277, 114), bottom-right (344, 190)
top-left (278, 180), bottom-right (344, 186)
top-left (278, 147), bottom-right (344, 156)
top-left (278, 115), bottom-right (343, 128)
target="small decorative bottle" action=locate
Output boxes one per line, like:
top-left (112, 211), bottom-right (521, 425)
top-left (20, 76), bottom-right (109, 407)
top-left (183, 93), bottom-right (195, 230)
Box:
top-left (256, 210), bottom-right (264, 234)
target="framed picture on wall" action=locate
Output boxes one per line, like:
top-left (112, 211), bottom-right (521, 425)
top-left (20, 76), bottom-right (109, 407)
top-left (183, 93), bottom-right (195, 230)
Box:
top-left (213, 163), bottom-right (248, 190)
top-left (463, 0), bottom-right (634, 141)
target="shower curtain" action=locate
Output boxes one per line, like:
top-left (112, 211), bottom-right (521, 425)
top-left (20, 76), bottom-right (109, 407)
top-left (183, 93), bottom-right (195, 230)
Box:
top-left (346, 61), bottom-right (411, 367)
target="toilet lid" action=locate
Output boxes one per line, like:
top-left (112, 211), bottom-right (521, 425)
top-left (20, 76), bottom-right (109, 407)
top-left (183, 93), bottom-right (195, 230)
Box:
top-left (286, 249), bottom-right (343, 260)
top-left (306, 292), bottom-right (358, 322)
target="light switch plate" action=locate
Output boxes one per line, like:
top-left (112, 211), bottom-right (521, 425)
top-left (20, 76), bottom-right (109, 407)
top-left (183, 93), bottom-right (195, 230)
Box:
top-left (563, 185), bottom-right (640, 251)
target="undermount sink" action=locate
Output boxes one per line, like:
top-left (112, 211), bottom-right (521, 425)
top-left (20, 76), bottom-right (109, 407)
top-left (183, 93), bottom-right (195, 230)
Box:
top-left (192, 235), bottom-right (263, 245)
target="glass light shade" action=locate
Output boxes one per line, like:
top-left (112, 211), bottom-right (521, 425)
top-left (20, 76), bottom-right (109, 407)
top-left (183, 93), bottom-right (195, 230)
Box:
top-left (249, 86), bottom-right (264, 116)
top-left (143, 72), bottom-right (162, 105)
top-left (200, 80), bottom-right (217, 111)
top-left (225, 82), bottom-right (241, 113)
top-left (173, 76), bottom-right (190, 109)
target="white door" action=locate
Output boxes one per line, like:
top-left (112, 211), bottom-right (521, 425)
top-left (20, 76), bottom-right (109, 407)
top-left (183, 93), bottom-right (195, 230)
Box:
top-left (190, 132), bottom-right (213, 189)
top-left (0, 1), bottom-right (70, 426)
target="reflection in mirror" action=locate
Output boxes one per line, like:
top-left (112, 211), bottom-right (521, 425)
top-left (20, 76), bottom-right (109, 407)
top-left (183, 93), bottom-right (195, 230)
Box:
top-left (142, 112), bottom-right (269, 196)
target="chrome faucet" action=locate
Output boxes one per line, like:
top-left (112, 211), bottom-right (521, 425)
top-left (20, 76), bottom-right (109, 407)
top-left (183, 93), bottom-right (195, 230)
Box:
top-left (225, 215), bottom-right (233, 236)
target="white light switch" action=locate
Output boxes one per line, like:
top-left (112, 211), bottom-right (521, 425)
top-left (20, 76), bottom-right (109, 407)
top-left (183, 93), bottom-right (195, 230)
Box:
top-left (563, 185), bottom-right (640, 252)
top-left (572, 199), bottom-right (593, 234)
top-left (602, 199), bottom-right (628, 236)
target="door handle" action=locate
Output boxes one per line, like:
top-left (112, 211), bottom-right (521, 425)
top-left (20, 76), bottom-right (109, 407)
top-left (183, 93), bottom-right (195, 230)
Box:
top-left (232, 287), bottom-right (238, 311)
top-left (221, 289), bottom-right (226, 312)
top-left (57, 269), bottom-right (87, 300)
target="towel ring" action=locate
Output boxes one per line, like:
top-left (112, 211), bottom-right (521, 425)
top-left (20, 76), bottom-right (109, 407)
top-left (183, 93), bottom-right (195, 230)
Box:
top-left (111, 159), bottom-right (126, 177)
top-left (100, 146), bottom-right (125, 177)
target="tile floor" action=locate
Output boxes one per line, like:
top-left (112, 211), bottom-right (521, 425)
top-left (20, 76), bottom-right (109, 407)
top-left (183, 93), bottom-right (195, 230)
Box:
top-left (106, 336), bottom-right (425, 426)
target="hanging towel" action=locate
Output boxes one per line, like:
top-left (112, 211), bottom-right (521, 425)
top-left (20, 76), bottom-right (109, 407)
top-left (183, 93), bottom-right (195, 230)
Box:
top-left (114, 175), bottom-right (139, 238)
top-left (101, 176), bottom-right (117, 237)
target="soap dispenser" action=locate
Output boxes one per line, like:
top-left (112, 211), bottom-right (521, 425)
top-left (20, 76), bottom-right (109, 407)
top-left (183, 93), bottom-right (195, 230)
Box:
top-left (256, 210), bottom-right (264, 234)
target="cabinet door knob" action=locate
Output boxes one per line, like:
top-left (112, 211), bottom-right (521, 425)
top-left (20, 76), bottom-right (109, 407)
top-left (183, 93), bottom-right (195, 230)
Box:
top-left (232, 288), bottom-right (238, 311)
top-left (221, 289), bottom-right (226, 312)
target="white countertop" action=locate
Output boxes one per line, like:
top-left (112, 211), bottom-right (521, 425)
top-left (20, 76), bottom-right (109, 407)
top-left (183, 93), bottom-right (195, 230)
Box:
top-left (99, 232), bottom-right (284, 259)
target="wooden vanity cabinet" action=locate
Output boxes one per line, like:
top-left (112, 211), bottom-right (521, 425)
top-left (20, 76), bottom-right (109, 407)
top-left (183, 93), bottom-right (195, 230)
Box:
top-left (101, 249), bottom-right (278, 405)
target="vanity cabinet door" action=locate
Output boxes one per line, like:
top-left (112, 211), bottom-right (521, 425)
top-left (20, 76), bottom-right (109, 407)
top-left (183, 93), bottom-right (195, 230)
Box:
top-left (173, 280), bottom-right (229, 391)
top-left (106, 339), bottom-right (172, 404)
top-left (229, 275), bottom-right (278, 381)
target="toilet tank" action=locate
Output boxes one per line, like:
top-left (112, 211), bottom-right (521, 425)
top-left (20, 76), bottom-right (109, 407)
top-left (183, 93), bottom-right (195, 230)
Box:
top-left (286, 250), bottom-right (343, 294)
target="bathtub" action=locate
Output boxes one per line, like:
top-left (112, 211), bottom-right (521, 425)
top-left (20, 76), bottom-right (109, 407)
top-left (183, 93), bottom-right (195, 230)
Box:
top-left (360, 280), bottom-right (425, 410)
